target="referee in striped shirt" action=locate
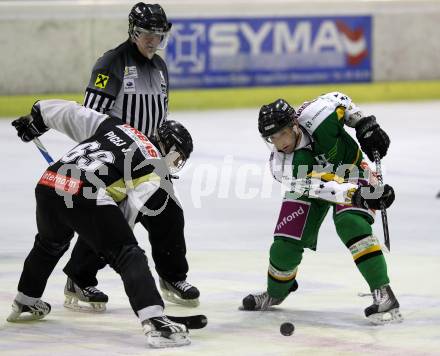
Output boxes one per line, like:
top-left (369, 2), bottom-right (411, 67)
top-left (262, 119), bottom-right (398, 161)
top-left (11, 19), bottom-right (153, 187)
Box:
top-left (62, 2), bottom-right (200, 310)
top-left (84, 8), bottom-right (169, 137)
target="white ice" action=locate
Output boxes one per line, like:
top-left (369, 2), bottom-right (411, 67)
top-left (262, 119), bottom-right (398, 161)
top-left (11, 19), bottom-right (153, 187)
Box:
top-left (0, 101), bottom-right (439, 355)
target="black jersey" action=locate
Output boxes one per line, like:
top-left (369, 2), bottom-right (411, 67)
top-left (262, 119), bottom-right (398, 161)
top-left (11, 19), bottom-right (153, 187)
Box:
top-left (35, 100), bottom-right (167, 207)
top-left (84, 40), bottom-right (169, 137)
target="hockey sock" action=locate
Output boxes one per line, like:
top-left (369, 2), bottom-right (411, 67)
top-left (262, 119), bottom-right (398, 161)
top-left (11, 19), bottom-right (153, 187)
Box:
top-left (335, 212), bottom-right (390, 291)
top-left (267, 238), bottom-right (303, 299)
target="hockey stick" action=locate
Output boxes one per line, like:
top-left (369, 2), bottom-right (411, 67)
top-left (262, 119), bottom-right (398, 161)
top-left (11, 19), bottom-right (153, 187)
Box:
top-left (30, 140), bottom-right (207, 328)
top-left (167, 314), bottom-right (208, 329)
top-left (33, 137), bottom-right (54, 164)
top-left (373, 151), bottom-right (390, 252)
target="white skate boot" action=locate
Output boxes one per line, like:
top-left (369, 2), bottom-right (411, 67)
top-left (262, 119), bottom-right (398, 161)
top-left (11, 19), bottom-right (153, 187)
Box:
top-left (64, 277), bottom-right (108, 312)
top-left (159, 278), bottom-right (200, 307)
top-left (365, 284), bottom-right (403, 325)
top-left (241, 291), bottom-right (285, 311)
top-left (241, 280), bottom-right (298, 311)
top-left (142, 315), bottom-right (190, 348)
top-left (7, 297), bottom-right (51, 322)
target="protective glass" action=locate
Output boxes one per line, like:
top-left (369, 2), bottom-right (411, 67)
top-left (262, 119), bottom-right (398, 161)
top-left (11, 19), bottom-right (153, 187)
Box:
top-left (263, 124), bottom-right (298, 153)
top-left (264, 123), bottom-right (294, 143)
top-left (133, 26), bottom-right (170, 50)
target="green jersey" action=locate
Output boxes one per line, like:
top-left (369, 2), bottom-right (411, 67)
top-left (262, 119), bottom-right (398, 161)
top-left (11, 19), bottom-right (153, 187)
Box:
top-left (270, 92), bottom-right (368, 204)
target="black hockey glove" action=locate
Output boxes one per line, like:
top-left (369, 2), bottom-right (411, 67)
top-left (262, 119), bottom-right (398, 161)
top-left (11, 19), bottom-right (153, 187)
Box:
top-left (355, 115), bottom-right (390, 161)
top-left (12, 102), bottom-right (48, 142)
top-left (351, 184), bottom-right (395, 210)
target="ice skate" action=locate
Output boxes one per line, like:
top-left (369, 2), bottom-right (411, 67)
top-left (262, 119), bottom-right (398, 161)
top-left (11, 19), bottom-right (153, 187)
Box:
top-left (64, 278), bottom-right (108, 312)
top-left (159, 278), bottom-right (200, 307)
top-left (7, 299), bottom-right (51, 322)
top-left (365, 284), bottom-right (403, 325)
top-left (142, 315), bottom-right (190, 348)
top-left (241, 291), bottom-right (285, 311)
top-left (241, 280), bottom-right (298, 311)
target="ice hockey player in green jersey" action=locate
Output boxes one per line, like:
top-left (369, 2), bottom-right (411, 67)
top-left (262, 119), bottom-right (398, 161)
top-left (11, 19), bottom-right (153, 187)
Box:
top-left (241, 92), bottom-right (402, 325)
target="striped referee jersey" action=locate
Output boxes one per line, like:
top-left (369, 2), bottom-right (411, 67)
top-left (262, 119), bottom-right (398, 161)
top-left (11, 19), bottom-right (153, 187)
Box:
top-left (84, 40), bottom-right (169, 137)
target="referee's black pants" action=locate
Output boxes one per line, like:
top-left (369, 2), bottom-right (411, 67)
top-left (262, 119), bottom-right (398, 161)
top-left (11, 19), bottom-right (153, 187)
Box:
top-left (17, 189), bottom-right (164, 313)
top-left (63, 188), bottom-right (189, 288)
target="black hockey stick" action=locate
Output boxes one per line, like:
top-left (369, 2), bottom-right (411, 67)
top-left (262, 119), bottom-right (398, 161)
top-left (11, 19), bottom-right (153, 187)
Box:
top-left (30, 136), bottom-right (206, 325)
top-left (167, 314), bottom-right (208, 330)
top-left (373, 151), bottom-right (390, 252)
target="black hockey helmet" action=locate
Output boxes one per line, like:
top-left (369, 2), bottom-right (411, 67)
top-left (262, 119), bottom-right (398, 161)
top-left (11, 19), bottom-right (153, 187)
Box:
top-left (128, 3), bottom-right (172, 38)
top-left (157, 120), bottom-right (193, 173)
top-left (258, 99), bottom-right (296, 139)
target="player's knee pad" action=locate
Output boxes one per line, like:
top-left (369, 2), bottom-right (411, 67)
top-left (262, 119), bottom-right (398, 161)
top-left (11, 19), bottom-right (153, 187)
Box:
top-left (335, 212), bottom-right (372, 242)
top-left (108, 244), bottom-right (146, 274)
top-left (34, 233), bottom-right (71, 258)
top-left (268, 239), bottom-right (303, 283)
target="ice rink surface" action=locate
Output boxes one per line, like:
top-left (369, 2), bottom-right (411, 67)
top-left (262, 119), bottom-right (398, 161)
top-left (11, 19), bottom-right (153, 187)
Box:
top-left (0, 101), bottom-right (439, 355)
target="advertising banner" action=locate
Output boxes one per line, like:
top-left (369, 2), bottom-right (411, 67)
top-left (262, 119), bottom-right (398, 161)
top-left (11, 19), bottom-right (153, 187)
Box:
top-left (165, 16), bottom-right (372, 88)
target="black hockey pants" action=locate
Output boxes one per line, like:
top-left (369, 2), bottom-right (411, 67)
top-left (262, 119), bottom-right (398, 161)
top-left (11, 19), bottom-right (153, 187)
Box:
top-left (17, 189), bottom-right (164, 313)
top-left (63, 188), bottom-right (189, 288)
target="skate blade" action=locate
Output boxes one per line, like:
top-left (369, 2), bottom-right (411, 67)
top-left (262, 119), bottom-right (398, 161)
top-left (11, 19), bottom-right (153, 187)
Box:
top-left (367, 308), bottom-right (403, 325)
top-left (238, 306), bottom-right (272, 312)
top-left (161, 289), bottom-right (199, 308)
top-left (7, 309), bottom-right (48, 322)
top-left (64, 295), bottom-right (106, 313)
top-left (146, 331), bottom-right (191, 348)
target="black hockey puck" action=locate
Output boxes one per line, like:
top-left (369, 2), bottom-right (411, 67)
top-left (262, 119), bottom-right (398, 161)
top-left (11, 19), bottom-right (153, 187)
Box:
top-left (280, 322), bottom-right (294, 336)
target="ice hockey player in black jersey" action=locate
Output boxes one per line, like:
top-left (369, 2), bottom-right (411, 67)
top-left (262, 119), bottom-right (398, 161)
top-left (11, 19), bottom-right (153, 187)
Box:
top-left (7, 100), bottom-right (195, 348)
top-left (65, 2), bottom-right (200, 309)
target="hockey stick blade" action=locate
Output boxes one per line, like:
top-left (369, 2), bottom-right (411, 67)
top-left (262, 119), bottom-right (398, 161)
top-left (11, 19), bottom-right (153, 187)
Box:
top-left (166, 314), bottom-right (208, 329)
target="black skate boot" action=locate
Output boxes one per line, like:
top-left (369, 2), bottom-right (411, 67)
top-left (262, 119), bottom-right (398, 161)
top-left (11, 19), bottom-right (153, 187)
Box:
top-left (365, 284), bottom-right (403, 324)
top-left (7, 298), bottom-right (51, 322)
top-left (241, 279), bottom-right (298, 311)
top-left (241, 291), bottom-right (285, 311)
top-left (142, 315), bottom-right (190, 348)
top-left (64, 277), bottom-right (108, 312)
top-left (159, 278), bottom-right (200, 307)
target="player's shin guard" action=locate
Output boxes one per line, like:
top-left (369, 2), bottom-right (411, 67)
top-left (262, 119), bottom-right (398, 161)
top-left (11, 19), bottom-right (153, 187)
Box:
top-left (267, 238), bottom-right (302, 299)
top-left (345, 234), bottom-right (390, 291)
top-left (335, 213), bottom-right (390, 291)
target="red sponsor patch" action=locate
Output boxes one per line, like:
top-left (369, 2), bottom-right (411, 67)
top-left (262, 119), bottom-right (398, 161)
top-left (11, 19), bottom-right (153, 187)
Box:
top-left (122, 124), bottom-right (159, 158)
top-left (38, 170), bottom-right (83, 195)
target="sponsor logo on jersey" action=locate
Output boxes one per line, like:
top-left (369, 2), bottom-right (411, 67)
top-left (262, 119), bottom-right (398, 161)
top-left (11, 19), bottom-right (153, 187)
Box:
top-left (124, 66), bottom-right (138, 78)
top-left (295, 101), bottom-right (313, 120)
top-left (38, 170), bottom-right (83, 195)
top-left (274, 199), bottom-right (310, 240)
top-left (158, 70), bottom-right (167, 95)
top-left (123, 78), bottom-right (136, 93)
top-left (117, 124), bottom-right (159, 158)
top-left (95, 73), bottom-right (109, 89)
top-left (277, 206), bottom-right (304, 230)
